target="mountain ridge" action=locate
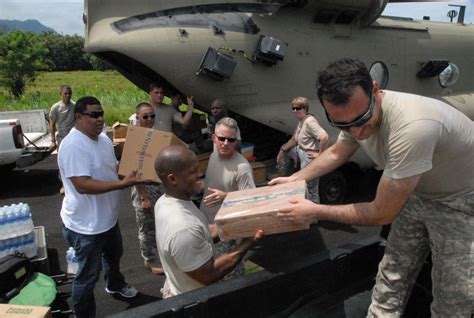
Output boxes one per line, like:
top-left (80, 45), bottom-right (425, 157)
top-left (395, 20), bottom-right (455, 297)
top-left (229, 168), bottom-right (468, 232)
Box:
top-left (0, 19), bottom-right (56, 34)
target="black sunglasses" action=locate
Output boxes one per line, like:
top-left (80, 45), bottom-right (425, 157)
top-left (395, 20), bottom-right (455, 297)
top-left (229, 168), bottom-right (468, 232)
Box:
top-left (215, 135), bottom-right (237, 143)
top-left (82, 111), bottom-right (104, 119)
top-left (325, 94), bottom-right (375, 130)
top-left (292, 105), bottom-right (304, 111)
top-left (142, 113), bottom-right (156, 120)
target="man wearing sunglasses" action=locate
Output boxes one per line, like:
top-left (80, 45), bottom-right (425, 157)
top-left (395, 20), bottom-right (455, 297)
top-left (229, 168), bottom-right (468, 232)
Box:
top-left (200, 117), bottom-right (256, 279)
top-left (276, 97), bottom-right (329, 203)
top-left (130, 102), bottom-right (164, 275)
top-left (58, 96), bottom-right (144, 317)
top-left (202, 99), bottom-right (242, 152)
top-left (270, 58), bottom-right (474, 317)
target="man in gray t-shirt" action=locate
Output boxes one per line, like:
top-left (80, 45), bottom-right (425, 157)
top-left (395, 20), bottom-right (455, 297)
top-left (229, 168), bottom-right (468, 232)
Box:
top-left (148, 83), bottom-right (194, 132)
top-left (154, 145), bottom-right (262, 298)
top-left (200, 117), bottom-right (255, 280)
top-left (49, 85), bottom-right (75, 194)
top-left (49, 85), bottom-right (75, 149)
top-left (270, 58), bottom-right (473, 317)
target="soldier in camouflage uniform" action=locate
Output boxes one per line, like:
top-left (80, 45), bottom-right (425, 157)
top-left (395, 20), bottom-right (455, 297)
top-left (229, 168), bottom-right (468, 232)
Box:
top-left (270, 58), bottom-right (473, 317)
top-left (131, 102), bottom-right (164, 274)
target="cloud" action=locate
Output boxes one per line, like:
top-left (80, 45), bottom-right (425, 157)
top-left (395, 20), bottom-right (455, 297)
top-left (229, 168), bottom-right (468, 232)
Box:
top-left (0, 0), bottom-right (84, 35)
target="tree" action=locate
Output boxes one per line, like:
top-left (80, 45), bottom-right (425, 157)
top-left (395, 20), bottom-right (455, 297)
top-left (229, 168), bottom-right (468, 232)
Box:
top-left (42, 32), bottom-right (93, 71)
top-left (0, 31), bottom-right (49, 97)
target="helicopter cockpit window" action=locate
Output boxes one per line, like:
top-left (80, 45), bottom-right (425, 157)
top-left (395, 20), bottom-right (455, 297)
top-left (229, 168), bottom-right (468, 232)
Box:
top-left (369, 62), bottom-right (389, 89)
top-left (438, 63), bottom-right (460, 88)
top-left (112, 3), bottom-right (281, 34)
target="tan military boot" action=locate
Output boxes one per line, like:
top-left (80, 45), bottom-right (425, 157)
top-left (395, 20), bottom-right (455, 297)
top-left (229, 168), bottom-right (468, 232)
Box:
top-left (144, 259), bottom-right (164, 275)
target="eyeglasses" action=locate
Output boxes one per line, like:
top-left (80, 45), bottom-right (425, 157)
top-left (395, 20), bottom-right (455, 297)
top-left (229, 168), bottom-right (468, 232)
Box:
top-left (215, 135), bottom-right (237, 143)
top-left (292, 105), bottom-right (304, 111)
top-left (142, 113), bottom-right (156, 120)
top-left (82, 111), bottom-right (104, 119)
top-left (325, 94), bottom-right (375, 130)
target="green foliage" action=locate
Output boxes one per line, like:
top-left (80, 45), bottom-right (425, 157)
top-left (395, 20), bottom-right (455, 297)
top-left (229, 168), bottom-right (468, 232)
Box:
top-left (0, 70), bottom-right (149, 125)
top-left (0, 30), bottom-right (50, 98)
top-left (86, 54), bottom-right (112, 71)
top-left (42, 32), bottom-right (93, 71)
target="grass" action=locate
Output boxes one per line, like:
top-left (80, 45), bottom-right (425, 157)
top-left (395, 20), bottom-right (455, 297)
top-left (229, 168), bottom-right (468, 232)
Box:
top-left (0, 70), bottom-right (152, 125)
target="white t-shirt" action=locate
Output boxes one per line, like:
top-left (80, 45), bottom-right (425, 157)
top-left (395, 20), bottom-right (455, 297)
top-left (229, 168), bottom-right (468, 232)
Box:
top-left (58, 128), bottom-right (121, 234)
top-left (155, 195), bottom-right (216, 296)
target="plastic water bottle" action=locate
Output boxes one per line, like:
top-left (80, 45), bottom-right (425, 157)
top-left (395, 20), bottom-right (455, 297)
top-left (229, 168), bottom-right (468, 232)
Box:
top-left (20, 203), bottom-right (34, 236)
top-left (66, 247), bottom-right (78, 275)
top-left (0, 206), bottom-right (5, 240)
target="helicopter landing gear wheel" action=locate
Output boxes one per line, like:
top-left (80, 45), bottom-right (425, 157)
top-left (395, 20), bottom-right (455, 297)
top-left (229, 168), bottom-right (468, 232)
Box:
top-left (319, 170), bottom-right (347, 204)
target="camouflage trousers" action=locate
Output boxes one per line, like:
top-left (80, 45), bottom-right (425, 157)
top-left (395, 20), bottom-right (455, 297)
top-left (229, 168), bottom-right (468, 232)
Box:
top-left (215, 240), bottom-right (245, 281)
top-left (297, 148), bottom-right (320, 203)
top-left (131, 185), bottom-right (163, 262)
top-left (368, 194), bottom-right (474, 318)
top-left (276, 147), bottom-right (320, 203)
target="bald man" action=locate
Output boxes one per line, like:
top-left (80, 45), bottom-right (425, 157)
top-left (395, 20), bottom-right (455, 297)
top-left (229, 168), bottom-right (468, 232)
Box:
top-left (154, 145), bottom-right (263, 298)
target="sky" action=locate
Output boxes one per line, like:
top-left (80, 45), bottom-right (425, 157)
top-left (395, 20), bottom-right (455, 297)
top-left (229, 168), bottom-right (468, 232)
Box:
top-left (0, 0), bottom-right (472, 36)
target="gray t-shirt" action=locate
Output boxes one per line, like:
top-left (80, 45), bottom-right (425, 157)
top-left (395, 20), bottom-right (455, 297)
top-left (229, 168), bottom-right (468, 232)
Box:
top-left (152, 104), bottom-right (182, 132)
top-left (200, 151), bottom-right (255, 222)
top-left (293, 115), bottom-right (327, 151)
top-left (49, 100), bottom-right (75, 140)
top-left (155, 194), bottom-right (216, 297)
top-left (339, 90), bottom-right (474, 201)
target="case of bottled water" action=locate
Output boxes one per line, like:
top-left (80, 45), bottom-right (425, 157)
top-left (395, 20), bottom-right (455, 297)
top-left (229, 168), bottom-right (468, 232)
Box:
top-left (0, 202), bottom-right (37, 258)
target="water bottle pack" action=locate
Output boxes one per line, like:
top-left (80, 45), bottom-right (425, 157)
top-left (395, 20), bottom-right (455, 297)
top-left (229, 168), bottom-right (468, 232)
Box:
top-left (0, 232), bottom-right (36, 259)
top-left (66, 247), bottom-right (79, 275)
top-left (0, 203), bottom-right (34, 240)
top-left (0, 203), bottom-right (36, 259)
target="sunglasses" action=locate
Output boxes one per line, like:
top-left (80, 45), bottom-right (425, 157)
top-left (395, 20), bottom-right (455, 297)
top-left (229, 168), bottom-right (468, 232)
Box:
top-left (325, 94), bottom-right (375, 130)
top-left (142, 113), bottom-right (156, 120)
top-left (82, 111), bottom-right (104, 119)
top-left (215, 135), bottom-right (237, 143)
top-left (292, 105), bottom-right (304, 111)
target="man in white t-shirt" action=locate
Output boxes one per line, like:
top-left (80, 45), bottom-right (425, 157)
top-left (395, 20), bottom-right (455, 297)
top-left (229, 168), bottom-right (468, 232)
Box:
top-left (154, 145), bottom-right (263, 298)
top-left (58, 96), bottom-right (143, 318)
top-left (270, 58), bottom-right (474, 317)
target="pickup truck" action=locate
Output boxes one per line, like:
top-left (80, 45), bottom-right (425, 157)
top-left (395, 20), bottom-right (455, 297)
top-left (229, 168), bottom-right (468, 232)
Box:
top-left (0, 110), bottom-right (52, 170)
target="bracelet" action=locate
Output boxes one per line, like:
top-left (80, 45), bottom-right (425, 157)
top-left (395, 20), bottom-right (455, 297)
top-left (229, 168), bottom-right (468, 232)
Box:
top-left (280, 147), bottom-right (286, 153)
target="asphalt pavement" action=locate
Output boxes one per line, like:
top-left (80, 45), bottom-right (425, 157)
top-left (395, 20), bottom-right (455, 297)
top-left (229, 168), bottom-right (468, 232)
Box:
top-left (0, 154), bottom-right (382, 317)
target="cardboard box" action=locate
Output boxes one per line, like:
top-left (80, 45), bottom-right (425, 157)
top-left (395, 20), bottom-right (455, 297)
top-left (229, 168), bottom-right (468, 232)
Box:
top-left (0, 304), bottom-right (51, 318)
top-left (118, 126), bottom-right (187, 182)
top-left (241, 142), bottom-right (254, 161)
top-left (215, 181), bottom-right (309, 240)
top-left (112, 122), bottom-right (129, 139)
top-left (113, 138), bottom-right (126, 160)
top-left (251, 161), bottom-right (266, 184)
top-left (197, 152), bottom-right (211, 174)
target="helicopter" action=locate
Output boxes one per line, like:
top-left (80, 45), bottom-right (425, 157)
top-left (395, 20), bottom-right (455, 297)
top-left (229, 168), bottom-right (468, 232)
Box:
top-left (83, 0), bottom-right (474, 202)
